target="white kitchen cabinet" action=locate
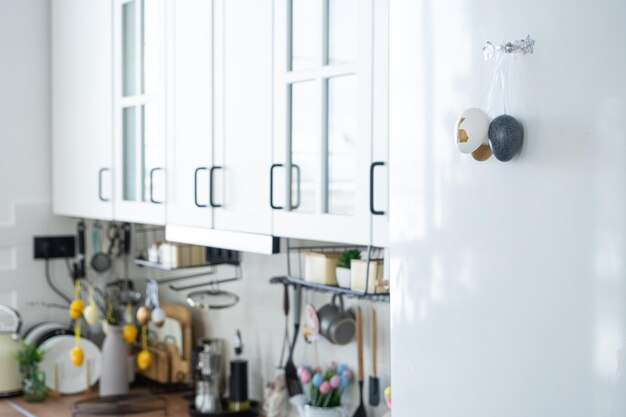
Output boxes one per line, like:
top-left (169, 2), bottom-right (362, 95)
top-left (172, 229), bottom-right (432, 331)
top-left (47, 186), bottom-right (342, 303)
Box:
top-left (165, 0), bottom-right (214, 229)
top-left (371, 0), bottom-right (389, 248)
top-left (272, 0), bottom-right (376, 245)
top-left (212, 0), bottom-right (274, 235)
top-left (112, 0), bottom-right (167, 225)
top-left (52, 0), bottom-right (114, 220)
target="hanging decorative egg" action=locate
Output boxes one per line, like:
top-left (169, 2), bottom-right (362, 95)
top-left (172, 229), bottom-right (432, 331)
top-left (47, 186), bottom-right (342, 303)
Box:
top-left (151, 307), bottom-right (166, 328)
top-left (137, 350), bottom-right (152, 371)
top-left (83, 304), bottom-right (99, 325)
top-left (455, 108), bottom-right (490, 154)
top-left (123, 324), bottom-right (138, 344)
top-left (136, 306), bottom-right (151, 326)
top-left (102, 321), bottom-right (109, 335)
top-left (69, 299), bottom-right (85, 320)
top-left (471, 141), bottom-right (493, 161)
top-left (488, 114), bottom-right (524, 161)
top-left (70, 346), bottom-right (84, 367)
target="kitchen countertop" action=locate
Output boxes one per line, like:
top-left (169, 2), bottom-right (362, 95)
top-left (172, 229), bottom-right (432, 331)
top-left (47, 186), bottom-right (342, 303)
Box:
top-left (1, 388), bottom-right (191, 417)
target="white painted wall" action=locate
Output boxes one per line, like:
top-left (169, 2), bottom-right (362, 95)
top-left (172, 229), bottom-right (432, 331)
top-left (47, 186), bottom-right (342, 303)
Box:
top-left (390, 0), bottom-right (626, 416)
top-left (0, 0), bottom-right (75, 328)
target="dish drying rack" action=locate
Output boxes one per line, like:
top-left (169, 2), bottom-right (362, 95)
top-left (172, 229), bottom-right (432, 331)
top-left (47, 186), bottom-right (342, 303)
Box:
top-left (270, 240), bottom-right (389, 302)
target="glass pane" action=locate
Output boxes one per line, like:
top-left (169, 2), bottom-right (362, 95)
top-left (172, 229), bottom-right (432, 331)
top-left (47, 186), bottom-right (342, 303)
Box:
top-left (328, 0), bottom-right (358, 65)
top-left (327, 75), bottom-right (357, 215)
top-left (123, 107), bottom-right (137, 201)
top-left (142, 102), bottom-right (165, 202)
top-left (291, 0), bottom-right (319, 70)
top-left (142, 0), bottom-right (162, 96)
top-left (291, 81), bottom-right (317, 213)
top-left (122, 1), bottom-right (136, 96)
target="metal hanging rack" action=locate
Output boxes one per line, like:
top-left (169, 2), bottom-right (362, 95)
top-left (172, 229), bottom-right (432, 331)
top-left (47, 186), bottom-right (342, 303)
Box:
top-left (483, 35), bottom-right (535, 61)
top-left (270, 239), bottom-right (389, 302)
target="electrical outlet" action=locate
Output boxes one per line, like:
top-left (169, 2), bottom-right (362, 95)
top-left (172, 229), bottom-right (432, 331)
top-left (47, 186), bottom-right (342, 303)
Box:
top-left (33, 236), bottom-right (76, 259)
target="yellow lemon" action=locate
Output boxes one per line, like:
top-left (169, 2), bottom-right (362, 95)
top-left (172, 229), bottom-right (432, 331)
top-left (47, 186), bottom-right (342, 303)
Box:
top-left (122, 324), bottom-right (138, 344)
top-left (69, 299), bottom-right (85, 319)
top-left (70, 346), bottom-right (84, 367)
top-left (137, 350), bottom-right (152, 371)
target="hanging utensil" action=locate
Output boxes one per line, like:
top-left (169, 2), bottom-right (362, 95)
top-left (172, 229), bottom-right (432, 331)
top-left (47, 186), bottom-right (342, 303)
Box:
top-left (278, 281), bottom-right (290, 369)
top-left (90, 222), bottom-right (118, 274)
top-left (353, 306), bottom-right (366, 417)
top-left (368, 308), bottom-right (380, 406)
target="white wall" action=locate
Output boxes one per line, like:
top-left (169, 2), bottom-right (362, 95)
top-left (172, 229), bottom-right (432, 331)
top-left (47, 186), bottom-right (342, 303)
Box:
top-left (0, 0), bottom-right (75, 328)
top-left (390, 0), bottom-right (626, 416)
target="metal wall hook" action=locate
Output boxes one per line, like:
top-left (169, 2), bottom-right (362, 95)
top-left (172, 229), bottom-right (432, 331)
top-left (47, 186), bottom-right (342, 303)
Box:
top-left (483, 35), bottom-right (535, 60)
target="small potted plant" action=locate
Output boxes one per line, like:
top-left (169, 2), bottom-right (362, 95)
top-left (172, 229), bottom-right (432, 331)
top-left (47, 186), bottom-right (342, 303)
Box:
top-left (335, 250), bottom-right (361, 288)
top-left (298, 363), bottom-right (353, 417)
top-left (14, 341), bottom-right (47, 403)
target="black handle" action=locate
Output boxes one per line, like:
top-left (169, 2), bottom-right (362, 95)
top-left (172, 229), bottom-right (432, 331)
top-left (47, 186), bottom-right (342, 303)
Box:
top-left (369, 162), bottom-right (385, 216)
top-left (149, 167), bottom-right (164, 204)
top-left (270, 163), bottom-right (284, 210)
top-left (77, 220), bottom-right (86, 278)
top-left (209, 166), bottom-right (223, 208)
top-left (122, 223), bottom-right (131, 255)
top-left (291, 164), bottom-right (301, 210)
top-left (98, 168), bottom-right (110, 202)
top-left (194, 167), bottom-right (208, 208)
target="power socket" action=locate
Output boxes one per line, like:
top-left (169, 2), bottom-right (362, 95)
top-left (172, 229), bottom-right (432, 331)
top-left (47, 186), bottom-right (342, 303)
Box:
top-left (33, 236), bottom-right (76, 259)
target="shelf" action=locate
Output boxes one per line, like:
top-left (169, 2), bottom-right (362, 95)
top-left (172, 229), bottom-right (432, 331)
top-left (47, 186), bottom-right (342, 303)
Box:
top-left (270, 276), bottom-right (390, 302)
top-left (133, 259), bottom-right (238, 271)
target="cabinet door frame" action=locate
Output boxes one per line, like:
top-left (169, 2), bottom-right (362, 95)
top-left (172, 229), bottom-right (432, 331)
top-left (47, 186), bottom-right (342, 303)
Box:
top-left (52, 0), bottom-right (114, 220)
top-left (211, 0), bottom-right (274, 235)
top-left (112, 0), bottom-right (167, 225)
top-left (164, 0), bottom-right (215, 229)
top-left (272, 0), bottom-right (374, 245)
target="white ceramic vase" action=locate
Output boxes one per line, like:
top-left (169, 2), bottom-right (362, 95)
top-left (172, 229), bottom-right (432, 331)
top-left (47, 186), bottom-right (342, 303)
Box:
top-left (99, 325), bottom-right (130, 397)
top-left (304, 405), bottom-right (347, 417)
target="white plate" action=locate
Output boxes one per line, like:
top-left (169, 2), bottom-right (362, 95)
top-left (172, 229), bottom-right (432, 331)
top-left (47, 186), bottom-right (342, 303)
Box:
top-left (24, 323), bottom-right (66, 346)
top-left (148, 318), bottom-right (183, 356)
top-left (39, 335), bottom-right (102, 394)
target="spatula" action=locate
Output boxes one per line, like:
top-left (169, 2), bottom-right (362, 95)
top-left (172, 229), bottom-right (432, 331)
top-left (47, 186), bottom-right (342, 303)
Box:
top-left (285, 285), bottom-right (303, 398)
top-left (368, 308), bottom-right (380, 406)
top-left (353, 306), bottom-right (366, 417)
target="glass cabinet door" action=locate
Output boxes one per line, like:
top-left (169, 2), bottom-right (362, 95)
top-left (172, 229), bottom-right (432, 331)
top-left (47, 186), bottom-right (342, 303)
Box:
top-left (273, 0), bottom-right (374, 244)
top-left (114, 0), bottom-right (166, 224)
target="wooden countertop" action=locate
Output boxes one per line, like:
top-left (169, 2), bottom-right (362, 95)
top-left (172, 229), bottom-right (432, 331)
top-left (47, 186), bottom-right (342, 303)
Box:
top-left (2, 388), bottom-right (191, 417)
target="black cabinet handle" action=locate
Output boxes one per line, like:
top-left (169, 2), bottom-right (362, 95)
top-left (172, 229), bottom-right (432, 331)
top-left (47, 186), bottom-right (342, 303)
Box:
top-left (292, 164), bottom-right (301, 210)
top-left (370, 161), bottom-right (385, 216)
top-left (209, 166), bottom-right (223, 208)
top-left (149, 167), bottom-right (164, 204)
top-left (98, 168), bottom-right (110, 202)
top-left (194, 167), bottom-right (208, 208)
top-left (270, 163), bottom-right (283, 210)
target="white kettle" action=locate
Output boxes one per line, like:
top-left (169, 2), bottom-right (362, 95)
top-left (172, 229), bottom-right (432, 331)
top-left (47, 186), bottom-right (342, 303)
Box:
top-left (0, 305), bottom-right (22, 395)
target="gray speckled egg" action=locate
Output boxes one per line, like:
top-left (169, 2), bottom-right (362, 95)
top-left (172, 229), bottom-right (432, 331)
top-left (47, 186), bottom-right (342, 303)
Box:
top-left (488, 115), bottom-right (524, 162)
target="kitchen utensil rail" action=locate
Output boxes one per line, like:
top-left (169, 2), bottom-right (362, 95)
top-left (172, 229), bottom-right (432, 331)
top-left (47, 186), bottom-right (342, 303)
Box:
top-left (270, 276), bottom-right (389, 302)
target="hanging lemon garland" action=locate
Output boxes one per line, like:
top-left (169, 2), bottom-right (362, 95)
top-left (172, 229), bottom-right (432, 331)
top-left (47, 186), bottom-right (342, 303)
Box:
top-left (123, 302), bottom-right (138, 344)
top-left (69, 279), bottom-right (84, 367)
top-left (83, 282), bottom-right (99, 325)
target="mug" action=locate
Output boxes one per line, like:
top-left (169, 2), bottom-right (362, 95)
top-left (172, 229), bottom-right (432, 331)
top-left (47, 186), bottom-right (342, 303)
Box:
top-left (318, 294), bottom-right (355, 345)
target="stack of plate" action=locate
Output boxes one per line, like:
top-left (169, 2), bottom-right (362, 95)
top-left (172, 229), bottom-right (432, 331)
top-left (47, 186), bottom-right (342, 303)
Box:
top-left (23, 322), bottom-right (102, 395)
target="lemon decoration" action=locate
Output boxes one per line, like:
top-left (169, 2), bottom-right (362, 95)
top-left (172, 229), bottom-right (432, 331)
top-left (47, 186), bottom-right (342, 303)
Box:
top-left (70, 346), bottom-right (84, 366)
top-left (137, 349), bottom-right (152, 371)
top-left (69, 299), bottom-right (85, 319)
top-left (123, 324), bottom-right (138, 344)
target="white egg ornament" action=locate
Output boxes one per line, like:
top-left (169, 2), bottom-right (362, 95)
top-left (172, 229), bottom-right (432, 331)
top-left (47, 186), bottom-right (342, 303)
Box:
top-left (83, 304), bottom-right (99, 325)
top-left (151, 307), bottom-right (166, 328)
top-left (455, 108), bottom-right (490, 154)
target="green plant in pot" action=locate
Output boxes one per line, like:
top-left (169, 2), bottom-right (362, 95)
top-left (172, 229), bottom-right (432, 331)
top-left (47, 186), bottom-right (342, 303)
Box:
top-left (335, 250), bottom-right (361, 288)
top-left (14, 341), bottom-right (47, 402)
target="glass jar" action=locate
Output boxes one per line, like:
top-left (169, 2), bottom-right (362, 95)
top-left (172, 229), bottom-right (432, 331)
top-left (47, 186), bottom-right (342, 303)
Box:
top-left (22, 366), bottom-right (47, 403)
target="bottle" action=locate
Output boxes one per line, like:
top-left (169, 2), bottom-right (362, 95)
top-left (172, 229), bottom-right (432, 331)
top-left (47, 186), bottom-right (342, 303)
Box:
top-left (228, 330), bottom-right (250, 411)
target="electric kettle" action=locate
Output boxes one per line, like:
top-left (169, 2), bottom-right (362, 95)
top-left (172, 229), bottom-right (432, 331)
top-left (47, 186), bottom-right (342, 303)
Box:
top-left (0, 305), bottom-right (22, 396)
